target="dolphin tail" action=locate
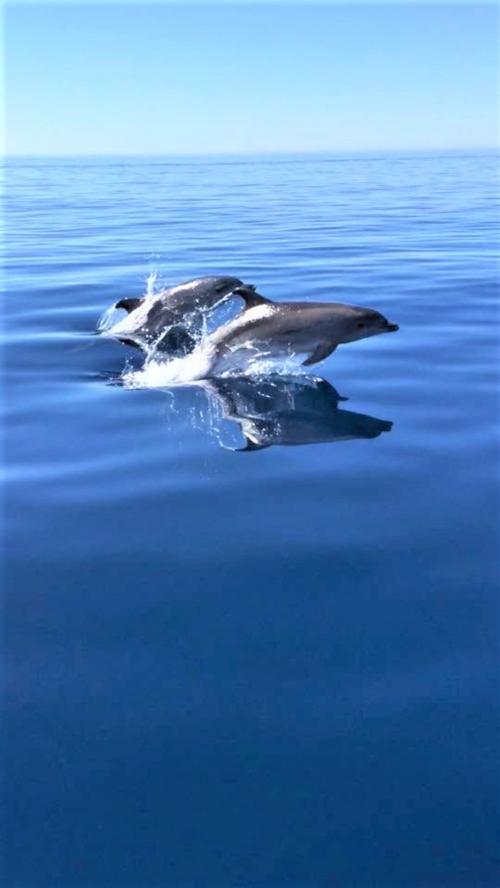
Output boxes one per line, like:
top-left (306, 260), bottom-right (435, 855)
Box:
top-left (115, 297), bottom-right (144, 314)
top-left (233, 285), bottom-right (273, 310)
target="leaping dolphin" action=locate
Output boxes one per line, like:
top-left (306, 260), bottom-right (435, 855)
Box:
top-left (108, 275), bottom-right (254, 353)
top-left (198, 286), bottom-right (399, 376)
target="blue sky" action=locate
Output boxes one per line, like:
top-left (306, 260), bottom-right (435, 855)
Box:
top-left (5, 2), bottom-right (498, 155)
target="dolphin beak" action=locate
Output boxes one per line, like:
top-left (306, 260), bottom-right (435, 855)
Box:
top-left (386, 323), bottom-right (399, 332)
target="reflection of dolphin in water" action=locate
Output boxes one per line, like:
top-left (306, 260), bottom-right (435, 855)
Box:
top-left (108, 275), bottom-right (252, 353)
top-left (202, 375), bottom-right (393, 450)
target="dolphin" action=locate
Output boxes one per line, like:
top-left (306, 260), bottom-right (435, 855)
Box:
top-left (108, 275), bottom-right (253, 353)
top-left (199, 286), bottom-right (399, 375)
top-left (202, 374), bottom-right (393, 450)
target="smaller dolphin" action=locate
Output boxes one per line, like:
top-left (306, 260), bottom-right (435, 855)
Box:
top-left (203, 375), bottom-right (393, 450)
top-left (197, 287), bottom-right (399, 375)
top-left (108, 275), bottom-right (253, 353)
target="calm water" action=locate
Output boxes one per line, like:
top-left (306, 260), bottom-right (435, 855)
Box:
top-left (4, 153), bottom-right (499, 886)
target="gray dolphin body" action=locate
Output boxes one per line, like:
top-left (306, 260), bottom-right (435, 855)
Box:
top-left (109, 275), bottom-right (251, 353)
top-left (200, 287), bottom-right (399, 374)
top-left (203, 375), bottom-right (393, 450)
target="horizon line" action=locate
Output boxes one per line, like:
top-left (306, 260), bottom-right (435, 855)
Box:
top-left (3, 146), bottom-right (498, 159)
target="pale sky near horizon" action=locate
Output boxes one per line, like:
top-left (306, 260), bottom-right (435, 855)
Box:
top-left (4, 2), bottom-right (498, 155)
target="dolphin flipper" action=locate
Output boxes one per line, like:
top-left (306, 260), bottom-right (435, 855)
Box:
top-left (302, 342), bottom-right (337, 366)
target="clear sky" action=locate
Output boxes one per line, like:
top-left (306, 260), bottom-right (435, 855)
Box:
top-left (4, 1), bottom-right (499, 155)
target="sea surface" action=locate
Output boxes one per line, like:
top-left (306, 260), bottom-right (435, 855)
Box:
top-left (4, 152), bottom-right (499, 886)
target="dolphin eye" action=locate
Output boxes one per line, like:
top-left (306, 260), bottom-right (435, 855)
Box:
top-left (357, 322), bottom-right (364, 329)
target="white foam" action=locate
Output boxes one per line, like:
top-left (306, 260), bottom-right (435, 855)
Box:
top-left (121, 343), bottom-right (307, 390)
top-left (122, 345), bottom-right (214, 388)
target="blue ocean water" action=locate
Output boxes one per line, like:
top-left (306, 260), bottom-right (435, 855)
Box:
top-left (4, 152), bottom-right (499, 886)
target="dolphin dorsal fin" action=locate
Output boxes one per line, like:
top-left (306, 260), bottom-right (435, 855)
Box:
top-left (233, 285), bottom-right (272, 310)
top-left (115, 297), bottom-right (144, 314)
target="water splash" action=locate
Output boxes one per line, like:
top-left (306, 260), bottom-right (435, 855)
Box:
top-left (121, 345), bottom-right (308, 389)
top-left (97, 268), bottom-right (162, 335)
top-left (145, 269), bottom-right (159, 297)
top-left (122, 346), bottom-right (214, 388)
top-left (96, 303), bottom-right (122, 333)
